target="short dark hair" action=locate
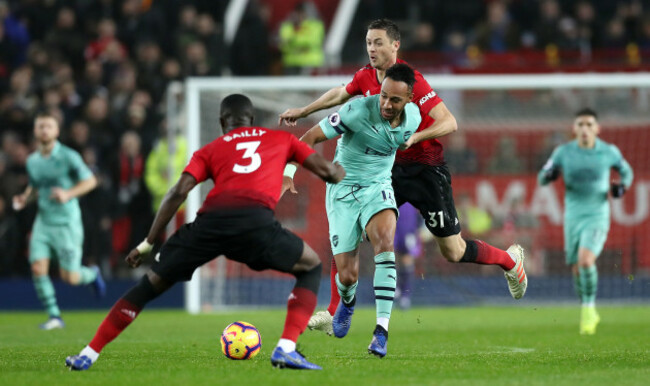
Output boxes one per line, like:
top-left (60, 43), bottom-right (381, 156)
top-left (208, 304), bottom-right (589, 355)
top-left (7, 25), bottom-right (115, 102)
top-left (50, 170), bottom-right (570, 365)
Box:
top-left (220, 94), bottom-right (253, 118)
top-left (367, 18), bottom-right (400, 42)
top-left (385, 63), bottom-right (415, 90)
top-left (34, 111), bottom-right (57, 120)
top-left (575, 107), bottom-right (597, 120)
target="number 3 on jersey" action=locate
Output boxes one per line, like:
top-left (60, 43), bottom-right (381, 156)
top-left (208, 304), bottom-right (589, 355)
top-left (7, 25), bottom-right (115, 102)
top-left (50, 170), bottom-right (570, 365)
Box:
top-left (233, 141), bottom-right (261, 174)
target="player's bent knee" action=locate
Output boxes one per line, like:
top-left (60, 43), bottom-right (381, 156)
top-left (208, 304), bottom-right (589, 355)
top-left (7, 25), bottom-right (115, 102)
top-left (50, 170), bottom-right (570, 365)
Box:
top-left (338, 269), bottom-right (358, 286)
top-left (294, 242), bottom-right (321, 272)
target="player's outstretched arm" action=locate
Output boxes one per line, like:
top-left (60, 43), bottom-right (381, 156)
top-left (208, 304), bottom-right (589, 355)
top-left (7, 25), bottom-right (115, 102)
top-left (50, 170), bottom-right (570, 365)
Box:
top-left (302, 154), bottom-right (345, 184)
top-left (278, 86), bottom-right (352, 126)
top-left (50, 175), bottom-right (97, 203)
top-left (403, 102), bottom-right (458, 149)
top-left (126, 173), bottom-right (198, 268)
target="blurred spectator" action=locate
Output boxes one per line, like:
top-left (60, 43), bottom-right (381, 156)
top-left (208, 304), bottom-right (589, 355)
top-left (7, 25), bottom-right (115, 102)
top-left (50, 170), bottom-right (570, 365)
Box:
top-left (135, 40), bottom-right (166, 102)
top-left (65, 119), bottom-right (93, 155)
top-left (474, 0), bottom-right (520, 52)
top-left (116, 0), bottom-right (166, 54)
top-left (182, 41), bottom-right (215, 77)
top-left (534, 0), bottom-right (563, 49)
top-left (279, 1), bottom-right (325, 74)
top-left (196, 13), bottom-right (226, 76)
top-left (79, 147), bottom-right (113, 276)
top-left (144, 122), bottom-right (188, 233)
top-left (230, 1), bottom-right (271, 75)
top-left (9, 66), bottom-right (38, 117)
top-left (174, 5), bottom-right (199, 58)
top-left (83, 94), bottom-right (116, 158)
top-left (405, 22), bottom-right (436, 52)
top-left (533, 131), bottom-right (568, 171)
top-left (121, 103), bottom-right (157, 152)
top-left (456, 193), bottom-right (492, 238)
top-left (638, 16), bottom-right (650, 50)
top-left (0, 194), bottom-right (18, 276)
top-left (574, 0), bottom-right (602, 51)
top-left (110, 131), bottom-right (151, 269)
top-left (485, 137), bottom-right (526, 175)
top-left (0, 0), bottom-right (30, 66)
top-left (85, 18), bottom-right (128, 62)
top-left (444, 132), bottom-right (478, 175)
top-left (602, 18), bottom-right (628, 48)
top-left (78, 59), bottom-right (108, 101)
top-left (44, 7), bottom-right (86, 72)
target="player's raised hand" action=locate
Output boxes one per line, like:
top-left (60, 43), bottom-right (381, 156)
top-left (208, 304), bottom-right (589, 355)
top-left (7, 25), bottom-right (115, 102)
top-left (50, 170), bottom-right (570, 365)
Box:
top-left (278, 108), bottom-right (305, 126)
top-left (280, 176), bottom-right (298, 198)
top-left (50, 187), bottom-right (70, 203)
top-left (12, 194), bottom-right (27, 211)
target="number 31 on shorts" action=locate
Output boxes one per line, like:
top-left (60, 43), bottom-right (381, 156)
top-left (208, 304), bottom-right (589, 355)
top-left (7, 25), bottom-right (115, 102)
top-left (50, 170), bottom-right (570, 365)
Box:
top-left (427, 211), bottom-right (445, 228)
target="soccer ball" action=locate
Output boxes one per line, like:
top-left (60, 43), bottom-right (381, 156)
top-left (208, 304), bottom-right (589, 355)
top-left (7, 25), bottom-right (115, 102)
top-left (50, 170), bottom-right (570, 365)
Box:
top-left (220, 321), bottom-right (262, 360)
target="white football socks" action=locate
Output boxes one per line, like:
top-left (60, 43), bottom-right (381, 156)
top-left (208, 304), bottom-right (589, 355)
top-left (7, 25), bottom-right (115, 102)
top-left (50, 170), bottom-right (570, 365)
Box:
top-left (277, 338), bottom-right (296, 353)
top-left (80, 345), bottom-right (99, 362)
top-left (377, 317), bottom-right (389, 331)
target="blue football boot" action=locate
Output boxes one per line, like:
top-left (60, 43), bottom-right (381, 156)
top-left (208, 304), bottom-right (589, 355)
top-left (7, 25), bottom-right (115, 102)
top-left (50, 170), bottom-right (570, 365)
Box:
top-left (368, 325), bottom-right (388, 358)
top-left (270, 347), bottom-right (322, 370)
top-left (332, 298), bottom-right (355, 338)
top-left (65, 355), bottom-right (93, 371)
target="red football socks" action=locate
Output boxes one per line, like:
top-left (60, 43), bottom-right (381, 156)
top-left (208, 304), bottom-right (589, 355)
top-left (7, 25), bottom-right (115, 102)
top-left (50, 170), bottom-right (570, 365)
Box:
top-left (475, 240), bottom-right (516, 270)
top-left (327, 258), bottom-right (340, 316)
top-left (89, 298), bottom-right (141, 353)
top-left (281, 287), bottom-right (317, 342)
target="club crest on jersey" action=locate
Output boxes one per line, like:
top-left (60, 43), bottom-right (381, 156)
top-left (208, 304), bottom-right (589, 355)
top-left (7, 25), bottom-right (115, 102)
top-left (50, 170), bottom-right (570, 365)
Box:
top-left (328, 113), bottom-right (341, 126)
top-left (332, 235), bottom-right (339, 247)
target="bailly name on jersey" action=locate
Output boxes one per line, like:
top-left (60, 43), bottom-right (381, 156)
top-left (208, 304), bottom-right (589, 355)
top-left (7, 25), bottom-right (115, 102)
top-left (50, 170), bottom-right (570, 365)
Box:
top-left (223, 129), bottom-right (267, 142)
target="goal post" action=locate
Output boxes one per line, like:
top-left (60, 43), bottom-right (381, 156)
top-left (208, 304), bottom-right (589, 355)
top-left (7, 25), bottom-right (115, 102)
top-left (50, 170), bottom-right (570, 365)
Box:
top-left (181, 73), bottom-right (650, 313)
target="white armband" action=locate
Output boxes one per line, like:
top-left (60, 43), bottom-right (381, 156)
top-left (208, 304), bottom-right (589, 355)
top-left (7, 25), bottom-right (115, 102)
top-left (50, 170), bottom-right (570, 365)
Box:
top-left (283, 164), bottom-right (297, 178)
top-left (136, 239), bottom-right (153, 254)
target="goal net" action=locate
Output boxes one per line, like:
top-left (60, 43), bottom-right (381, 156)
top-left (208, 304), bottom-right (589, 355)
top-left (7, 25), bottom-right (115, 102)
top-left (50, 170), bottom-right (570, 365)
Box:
top-left (179, 74), bottom-right (650, 313)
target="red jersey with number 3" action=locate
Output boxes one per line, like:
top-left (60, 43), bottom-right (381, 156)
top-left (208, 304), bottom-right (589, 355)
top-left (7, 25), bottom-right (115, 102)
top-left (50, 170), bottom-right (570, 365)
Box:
top-left (183, 127), bottom-right (315, 212)
top-left (345, 59), bottom-right (444, 166)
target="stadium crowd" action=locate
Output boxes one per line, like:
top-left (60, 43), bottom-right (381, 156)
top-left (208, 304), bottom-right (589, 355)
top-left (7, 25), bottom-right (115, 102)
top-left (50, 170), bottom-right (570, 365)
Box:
top-left (0, 0), bottom-right (647, 278)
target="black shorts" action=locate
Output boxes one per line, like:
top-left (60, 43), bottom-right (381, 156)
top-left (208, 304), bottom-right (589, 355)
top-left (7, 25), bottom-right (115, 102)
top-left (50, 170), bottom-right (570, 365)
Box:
top-left (151, 206), bottom-right (304, 283)
top-left (392, 163), bottom-right (461, 237)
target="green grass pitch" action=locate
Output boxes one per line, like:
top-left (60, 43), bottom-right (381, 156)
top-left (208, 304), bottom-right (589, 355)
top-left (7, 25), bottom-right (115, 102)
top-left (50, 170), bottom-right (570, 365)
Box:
top-left (1, 306), bottom-right (649, 385)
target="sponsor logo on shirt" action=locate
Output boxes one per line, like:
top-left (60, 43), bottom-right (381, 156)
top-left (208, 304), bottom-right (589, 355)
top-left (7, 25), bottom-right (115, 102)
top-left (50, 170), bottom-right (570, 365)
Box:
top-left (332, 235), bottom-right (339, 247)
top-left (419, 91), bottom-right (437, 106)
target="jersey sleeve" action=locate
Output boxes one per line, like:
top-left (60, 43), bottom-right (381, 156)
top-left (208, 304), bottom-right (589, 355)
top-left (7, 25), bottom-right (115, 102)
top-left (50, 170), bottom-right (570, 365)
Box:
top-left (67, 149), bottom-right (93, 182)
top-left (319, 98), bottom-right (363, 139)
top-left (26, 157), bottom-right (36, 187)
top-left (537, 146), bottom-right (563, 185)
top-left (610, 144), bottom-right (634, 188)
top-left (287, 134), bottom-right (316, 165)
top-left (413, 72), bottom-right (442, 114)
top-left (345, 70), bottom-right (364, 96)
top-left (401, 103), bottom-right (422, 144)
top-left (183, 146), bottom-right (210, 183)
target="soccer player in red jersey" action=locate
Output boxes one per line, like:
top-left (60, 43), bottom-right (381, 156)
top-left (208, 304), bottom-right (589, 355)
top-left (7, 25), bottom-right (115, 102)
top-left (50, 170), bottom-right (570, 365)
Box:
top-left (65, 94), bottom-right (345, 371)
top-left (279, 19), bottom-right (527, 334)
